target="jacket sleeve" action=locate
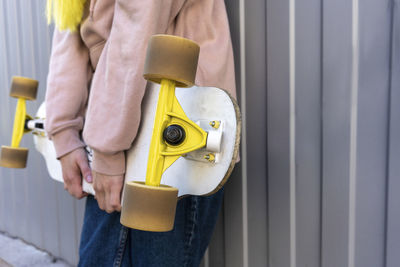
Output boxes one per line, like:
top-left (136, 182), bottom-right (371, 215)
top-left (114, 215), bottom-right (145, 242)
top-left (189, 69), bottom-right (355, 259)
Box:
top-left (83, 0), bottom-right (186, 175)
top-left (45, 29), bottom-right (91, 158)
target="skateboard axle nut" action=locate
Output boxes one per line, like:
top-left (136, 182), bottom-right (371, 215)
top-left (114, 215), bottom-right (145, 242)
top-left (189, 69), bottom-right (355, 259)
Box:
top-left (163, 124), bottom-right (186, 146)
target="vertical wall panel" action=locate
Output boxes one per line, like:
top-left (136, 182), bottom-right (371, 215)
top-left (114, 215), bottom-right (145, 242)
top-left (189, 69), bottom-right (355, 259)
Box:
top-left (244, 0), bottom-right (268, 266)
top-left (386, 1), bottom-right (400, 267)
top-left (354, 0), bottom-right (392, 266)
top-left (321, 0), bottom-right (353, 266)
top-left (207, 211), bottom-right (225, 267)
top-left (223, 0), bottom-right (246, 265)
top-left (295, 0), bottom-right (322, 266)
top-left (266, 0), bottom-right (292, 265)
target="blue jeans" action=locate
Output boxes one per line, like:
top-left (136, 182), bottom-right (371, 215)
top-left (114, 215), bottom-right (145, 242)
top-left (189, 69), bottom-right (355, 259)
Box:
top-left (78, 188), bottom-right (224, 267)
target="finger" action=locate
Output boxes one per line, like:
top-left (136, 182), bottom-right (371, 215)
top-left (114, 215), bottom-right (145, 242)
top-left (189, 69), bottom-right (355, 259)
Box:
top-left (93, 176), bottom-right (105, 210)
top-left (63, 171), bottom-right (73, 189)
top-left (62, 170), bottom-right (70, 188)
top-left (77, 154), bottom-right (92, 183)
top-left (67, 172), bottom-right (85, 199)
top-left (64, 163), bottom-right (81, 185)
top-left (105, 186), bottom-right (122, 213)
top-left (68, 189), bottom-right (87, 200)
top-left (68, 181), bottom-right (85, 199)
top-left (96, 191), bottom-right (105, 211)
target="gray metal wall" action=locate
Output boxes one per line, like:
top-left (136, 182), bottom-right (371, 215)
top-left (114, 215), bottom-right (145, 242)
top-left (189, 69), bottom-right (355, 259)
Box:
top-left (0, 1), bottom-right (85, 265)
top-left (1, 0), bottom-right (400, 267)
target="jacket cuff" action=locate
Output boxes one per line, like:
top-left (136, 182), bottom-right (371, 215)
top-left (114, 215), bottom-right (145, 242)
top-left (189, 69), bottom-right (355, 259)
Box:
top-left (52, 128), bottom-right (85, 159)
top-left (92, 150), bottom-right (126, 176)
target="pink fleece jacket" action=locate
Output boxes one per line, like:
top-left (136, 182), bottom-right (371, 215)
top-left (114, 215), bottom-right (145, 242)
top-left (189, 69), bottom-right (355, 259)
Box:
top-left (45, 0), bottom-right (236, 176)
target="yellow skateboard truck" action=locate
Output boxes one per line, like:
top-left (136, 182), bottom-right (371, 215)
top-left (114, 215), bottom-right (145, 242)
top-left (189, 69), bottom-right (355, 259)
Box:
top-left (120, 35), bottom-right (208, 232)
top-left (0, 77), bottom-right (39, 168)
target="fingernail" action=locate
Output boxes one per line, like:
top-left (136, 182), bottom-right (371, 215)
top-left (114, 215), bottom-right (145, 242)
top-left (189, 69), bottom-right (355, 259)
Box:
top-left (86, 175), bottom-right (93, 183)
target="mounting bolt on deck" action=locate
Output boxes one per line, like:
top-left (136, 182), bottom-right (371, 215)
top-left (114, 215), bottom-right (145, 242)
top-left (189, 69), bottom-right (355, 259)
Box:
top-left (209, 120), bottom-right (220, 129)
top-left (204, 153), bottom-right (216, 162)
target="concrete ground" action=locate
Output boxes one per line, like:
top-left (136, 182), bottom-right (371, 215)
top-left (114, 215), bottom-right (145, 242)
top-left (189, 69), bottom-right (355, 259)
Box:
top-left (0, 233), bottom-right (70, 267)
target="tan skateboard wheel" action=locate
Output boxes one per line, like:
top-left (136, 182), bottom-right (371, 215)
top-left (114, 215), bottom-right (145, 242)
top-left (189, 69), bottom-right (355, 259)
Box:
top-left (143, 35), bottom-right (200, 88)
top-left (0, 146), bottom-right (28, 168)
top-left (121, 181), bottom-right (178, 232)
top-left (10, 76), bottom-right (39, 100)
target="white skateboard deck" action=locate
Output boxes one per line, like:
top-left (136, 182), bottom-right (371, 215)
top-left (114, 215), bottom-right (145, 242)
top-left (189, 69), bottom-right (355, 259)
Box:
top-left (34, 83), bottom-right (240, 197)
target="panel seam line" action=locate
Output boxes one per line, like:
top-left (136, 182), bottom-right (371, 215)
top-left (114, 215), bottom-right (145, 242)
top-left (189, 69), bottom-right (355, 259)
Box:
top-left (348, 0), bottom-right (359, 266)
top-left (289, 0), bottom-right (297, 266)
top-left (239, 0), bottom-right (249, 266)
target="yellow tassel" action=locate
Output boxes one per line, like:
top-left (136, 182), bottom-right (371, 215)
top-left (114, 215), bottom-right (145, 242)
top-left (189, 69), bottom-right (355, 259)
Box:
top-left (46, 0), bottom-right (87, 32)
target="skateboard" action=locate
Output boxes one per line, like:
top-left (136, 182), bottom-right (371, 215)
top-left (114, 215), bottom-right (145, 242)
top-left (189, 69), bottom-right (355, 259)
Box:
top-left (0, 35), bottom-right (241, 232)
